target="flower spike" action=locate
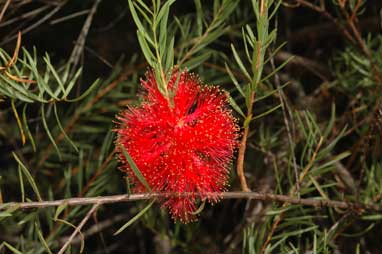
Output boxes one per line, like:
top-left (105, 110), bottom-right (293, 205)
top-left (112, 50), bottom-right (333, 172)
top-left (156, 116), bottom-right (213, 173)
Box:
top-left (115, 70), bottom-right (239, 222)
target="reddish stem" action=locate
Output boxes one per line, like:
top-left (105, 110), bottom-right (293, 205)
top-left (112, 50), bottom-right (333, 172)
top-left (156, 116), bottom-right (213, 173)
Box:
top-left (236, 91), bottom-right (255, 192)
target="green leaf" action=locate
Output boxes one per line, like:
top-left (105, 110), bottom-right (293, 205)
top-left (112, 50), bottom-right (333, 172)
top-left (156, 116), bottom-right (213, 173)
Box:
top-left (1, 77), bottom-right (35, 102)
top-left (228, 94), bottom-right (245, 118)
top-left (261, 55), bottom-right (293, 82)
top-left (164, 37), bottom-right (175, 71)
top-left (225, 62), bottom-right (245, 98)
top-left (323, 103), bottom-right (336, 139)
top-left (0, 204), bottom-right (19, 222)
top-left (53, 102), bottom-right (78, 152)
top-left (54, 203), bottom-right (68, 220)
top-left (362, 214), bottom-right (382, 220)
top-left (12, 152), bottom-right (42, 201)
top-left (254, 82), bottom-right (289, 103)
top-left (44, 54), bottom-right (66, 96)
top-left (17, 165), bottom-right (25, 202)
top-left (3, 242), bottom-right (23, 254)
top-left (272, 225), bottom-right (318, 240)
top-left (265, 206), bottom-right (294, 216)
top-left (22, 48), bottom-right (56, 100)
top-left (55, 218), bottom-right (77, 229)
top-left (22, 104), bottom-right (36, 152)
top-left (194, 28), bottom-right (226, 52)
top-left (341, 223), bottom-right (375, 237)
top-left (137, 30), bottom-right (155, 67)
top-left (41, 104), bottom-right (62, 160)
top-left (269, 0), bottom-right (282, 19)
top-left (243, 28), bottom-right (253, 62)
top-left (134, 1), bottom-right (153, 26)
top-left (135, 0), bottom-right (153, 15)
top-left (63, 67), bottom-right (82, 98)
top-left (113, 200), bottom-right (155, 235)
top-left (245, 25), bottom-right (256, 45)
top-left (251, 104), bottom-right (281, 121)
top-left (263, 41), bottom-right (287, 66)
top-left (313, 151), bottom-right (351, 175)
top-left (128, 0), bottom-right (154, 45)
top-left (66, 78), bottom-right (101, 102)
top-left (120, 146), bottom-right (152, 192)
top-left (156, 0), bottom-right (176, 28)
top-left (194, 0), bottom-right (204, 35)
top-left (36, 223), bottom-right (53, 254)
top-left (183, 51), bottom-right (212, 70)
top-left (231, 44), bottom-right (251, 82)
top-left (0, 212), bottom-right (12, 218)
top-left (11, 99), bottom-right (25, 145)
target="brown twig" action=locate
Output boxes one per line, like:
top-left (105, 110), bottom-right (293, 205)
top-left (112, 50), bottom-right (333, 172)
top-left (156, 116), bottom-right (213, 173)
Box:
top-left (58, 214), bottom-right (128, 246)
top-left (0, 5), bottom-right (51, 28)
top-left (0, 0), bottom-right (11, 23)
top-left (0, 2), bottom-right (67, 46)
top-left (289, 17), bottom-right (380, 46)
top-left (236, 0), bottom-right (268, 192)
top-left (236, 91), bottom-right (254, 192)
top-left (50, 9), bottom-right (91, 25)
top-left (44, 150), bottom-right (116, 243)
top-left (57, 203), bottom-right (100, 254)
top-left (292, 0), bottom-right (355, 44)
top-left (1, 192), bottom-right (381, 212)
top-left (68, 0), bottom-right (102, 74)
top-left (275, 51), bottom-right (331, 81)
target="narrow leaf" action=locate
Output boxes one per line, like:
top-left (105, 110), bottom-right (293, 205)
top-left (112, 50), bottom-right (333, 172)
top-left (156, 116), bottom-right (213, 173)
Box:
top-left (183, 51), bottom-right (212, 70)
top-left (11, 99), bottom-right (26, 145)
top-left (113, 200), bottom-right (155, 235)
top-left (225, 62), bottom-right (245, 97)
top-left (251, 104), bottom-right (281, 121)
top-left (66, 78), bottom-right (101, 102)
top-left (53, 102), bottom-right (78, 152)
top-left (3, 242), bottom-right (23, 254)
top-left (261, 55), bottom-right (293, 82)
top-left (41, 104), bottom-right (62, 160)
top-left (54, 202), bottom-right (68, 220)
top-left (44, 54), bottom-right (65, 95)
top-left (22, 104), bottom-right (36, 152)
top-left (228, 95), bottom-right (245, 118)
top-left (36, 223), bottom-right (53, 254)
top-left (17, 166), bottom-right (25, 202)
top-left (137, 30), bottom-right (155, 67)
top-left (120, 146), bottom-right (152, 192)
top-left (63, 67), bottom-right (82, 98)
top-left (128, 0), bottom-right (154, 45)
top-left (231, 44), bottom-right (251, 82)
top-left (12, 152), bottom-right (42, 201)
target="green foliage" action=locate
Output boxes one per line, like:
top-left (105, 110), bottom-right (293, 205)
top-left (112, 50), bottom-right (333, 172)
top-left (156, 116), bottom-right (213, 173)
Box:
top-left (0, 47), bottom-right (99, 103)
top-left (0, 0), bottom-right (381, 253)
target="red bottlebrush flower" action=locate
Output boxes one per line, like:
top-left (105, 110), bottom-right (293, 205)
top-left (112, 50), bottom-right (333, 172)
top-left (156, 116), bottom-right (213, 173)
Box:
top-left (115, 70), bottom-right (239, 222)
